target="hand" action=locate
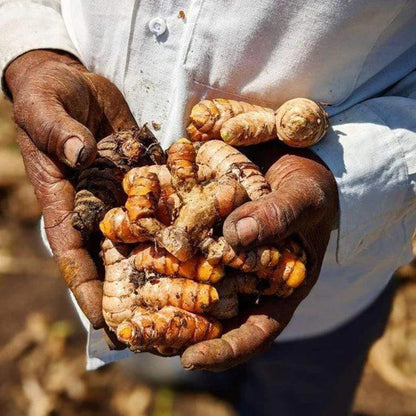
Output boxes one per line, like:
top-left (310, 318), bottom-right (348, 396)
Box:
top-left (181, 143), bottom-right (339, 371)
top-left (5, 50), bottom-right (136, 329)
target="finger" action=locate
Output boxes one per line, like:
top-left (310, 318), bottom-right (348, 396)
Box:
top-left (181, 314), bottom-right (280, 371)
top-left (17, 129), bottom-right (104, 328)
top-left (223, 187), bottom-right (311, 248)
top-left (89, 74), bottom-right (137, 131)
top-left (14, 93), bottom-right (97, 169)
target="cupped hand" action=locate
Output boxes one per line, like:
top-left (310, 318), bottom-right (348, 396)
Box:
top-left (5, 50), bottom-right (137, 329)
top-left (181, 142), bottom-right (339, 371)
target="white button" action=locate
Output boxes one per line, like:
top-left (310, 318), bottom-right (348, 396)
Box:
top-left (148, 17), bottom-right (167, 37)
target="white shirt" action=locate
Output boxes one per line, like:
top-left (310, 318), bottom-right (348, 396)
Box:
top-left (3, 0), bottom-right (416, 369)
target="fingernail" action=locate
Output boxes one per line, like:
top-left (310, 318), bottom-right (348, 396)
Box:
top-left (63, 136), bottom-right (85, 167)
top-left (236, 217), bottom-right (259, 246)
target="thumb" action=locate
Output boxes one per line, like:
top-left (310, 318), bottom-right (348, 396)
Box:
top-left (15, 97), bottom-right (97, 169)
top-left (223, 188), bottom-right (308, 248)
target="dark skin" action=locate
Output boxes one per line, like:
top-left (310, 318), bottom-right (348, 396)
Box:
top-left (5, 50), bottom-right (137, 332)
top-left (182, 145), bottom-right (338, 370)
top-left (5, 50), bottom-right (339, 370)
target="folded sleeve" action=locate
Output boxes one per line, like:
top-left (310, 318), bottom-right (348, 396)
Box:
top-left (313, 72), bottom-right (416, 264)
top-left (0, 0), bottom-right (81, 92)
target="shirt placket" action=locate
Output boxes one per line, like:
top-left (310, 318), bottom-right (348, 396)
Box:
top-left (123, 0), bottom-right (198, 143)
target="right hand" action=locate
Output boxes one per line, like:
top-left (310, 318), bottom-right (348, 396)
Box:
top-left (5, 50), bottom-right (137, 329)
top-left (182, 145), bottom-right (338, 371)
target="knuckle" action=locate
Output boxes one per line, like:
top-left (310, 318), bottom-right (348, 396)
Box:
top-left (268, 202), bottom-right (293, 238)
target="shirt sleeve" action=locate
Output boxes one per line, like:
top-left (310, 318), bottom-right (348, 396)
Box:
top-left (0, 0), bottom-right (81, 93)
top-left (312, 70), bottom-right (416, 265)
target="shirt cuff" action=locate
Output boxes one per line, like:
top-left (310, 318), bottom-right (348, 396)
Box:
top-left (313, 96), bottom-right (416, 264)
top-left (0, 0), bottom-right (81, 95)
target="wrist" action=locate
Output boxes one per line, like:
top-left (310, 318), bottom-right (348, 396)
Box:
top-left (4, 50), bottom-right (83, 98)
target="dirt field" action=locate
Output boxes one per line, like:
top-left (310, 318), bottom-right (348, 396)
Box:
top-left (1, 95), bottom-right (416, 416)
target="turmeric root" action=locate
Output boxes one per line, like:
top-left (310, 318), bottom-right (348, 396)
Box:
top-left (186, 98), bottom-right (271, 141)
top-left (211, 272), bottom-right (293, 319)
top-left (95, 125), bottom-right (166, 169)
top-left (101, 238), bottom-right (138, 329)
top-left (157, 140), bottom-right (259, 260)
top-left (122, 165), bottom-right (172, 193)
top-left (167, 138), bottom-right (198, 191)
top-left (275, 98), bottom-right (329, 148)
top-left (221, 111), bottom-right (276, 146)
top-left (156, 178), bottom-right (244, 261)
top-left (100, 138), bottom-right (269, 260)
top-left (131, 243), bottom-right (224, 283)
top-left (101, 134), bottom-right (306, 274)
top-left (123, 165), bottom-right (180, 226)
top-left (258, 250), bottom-right (307, 290)
top-left (100, 207), bottom-right (164, 243)
top-left (211, 251), bottom-right (306, 321)
top-left (72, 165), bottom-right (125, 240)
top-left (97, 130), bottom-right (310, 355)
top-left (72, 126), bottom-right (166, 240)
top-left (117, 306), bottom-right (222, 354)
top-left (137, 278), bottom-right (219, 313)
top-left (102, 239), bottom-right (222, 353)
top-left (201, 236), bottom-right (281, 272)
top-left (187, 98), bottom-right (329, 148)
top-left (195, 140), bottom-right (270, 200)
top-left (207, 244), bottom-right (306, 320)
top-left (72, 176), bottom-right (125, 239)
top-left (124, 169), bottom-right (161, 222)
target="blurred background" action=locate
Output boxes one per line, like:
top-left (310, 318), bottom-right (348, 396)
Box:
top-left (1, 94), bottom-right (416, 416)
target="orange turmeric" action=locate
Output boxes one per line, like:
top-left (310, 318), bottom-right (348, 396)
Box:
top-left (201, 236), bottom-right (281, 272)
top-left (124, 168), bottom-right (161, 222)
top-left (117, 306), bottom-right (222, 354)
top-left (102, 239), bottom-right (222, 353)
top-left (137, 278), bottom-right (219, 313)
top-left (131, 243), bottom-right (224, 283)
top-left (100, 207), bottom-right (164, 243)
top-left (92, 125), bottom-right (310, 355)
top-left (156, 139), bottom-right (270, 260)
top-left (72, 126), bottom-right (166, 240)
top-left (195, 140), bottom-right (270, 200)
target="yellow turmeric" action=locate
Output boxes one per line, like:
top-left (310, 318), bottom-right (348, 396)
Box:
top-left (102, 239), bottom-right (222, 353)
top-left (187, 97), bottom-right (329, 148)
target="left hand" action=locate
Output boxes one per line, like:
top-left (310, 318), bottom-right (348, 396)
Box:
top-left (5, 50), bottom-right (137, 330)
top-left (181, 143), bottom-right (339, 371)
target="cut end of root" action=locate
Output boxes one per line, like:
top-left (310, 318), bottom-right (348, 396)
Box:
top-left (196, 258), bottom-right (225, 283)
top-left (275, 98), bottom-right (329, 148)
top-left (117, 323), bottom-right (136, 343)
top-left (286, 260), bottom-right (307, 288)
